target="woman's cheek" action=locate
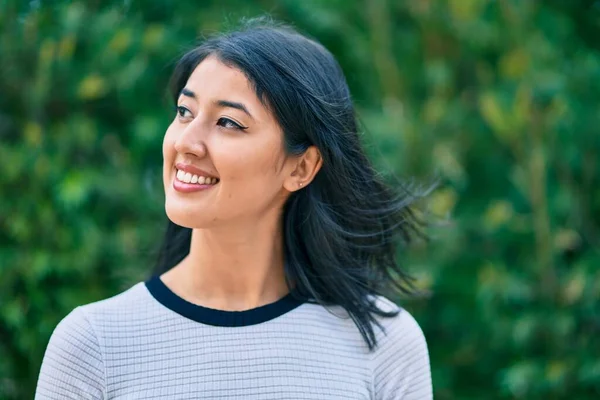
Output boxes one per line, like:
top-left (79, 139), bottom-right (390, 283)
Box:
top-left (162, 125), bottom-right (176, 189)
top-left (163, 122), bottom-right (176, 147)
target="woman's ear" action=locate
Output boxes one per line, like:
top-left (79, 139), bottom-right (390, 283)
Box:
top-left (284, 146), bottom-right (323, 192)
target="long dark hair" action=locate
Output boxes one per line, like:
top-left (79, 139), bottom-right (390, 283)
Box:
top-left (154, 17), bottom-right (428, 351)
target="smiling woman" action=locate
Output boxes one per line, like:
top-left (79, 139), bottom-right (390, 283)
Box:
top-left (35, 17), bottom-right (432, 400)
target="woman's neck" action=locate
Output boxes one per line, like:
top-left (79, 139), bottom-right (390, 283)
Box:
top-left (160, 218), bottom-right (290, 311)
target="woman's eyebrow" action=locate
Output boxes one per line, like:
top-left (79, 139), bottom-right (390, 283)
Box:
top-left (179, 88), bottom-right (254, 120)
top-left (214, 100), bottom-right (254, 120)
top-left (180, 88), bottom-right (196, 99)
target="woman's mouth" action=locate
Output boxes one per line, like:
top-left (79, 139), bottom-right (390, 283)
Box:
top-left (173, 169), bottom-right (219, 193)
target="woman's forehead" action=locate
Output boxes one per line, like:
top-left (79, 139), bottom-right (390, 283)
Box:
top-left (185, 57), bottom-right (252, 99)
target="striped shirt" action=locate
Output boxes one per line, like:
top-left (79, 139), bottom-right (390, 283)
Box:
top-left (35, 275), bottom-right (432, 399)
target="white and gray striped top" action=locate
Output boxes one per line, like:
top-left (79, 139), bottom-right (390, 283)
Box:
top-left (35, 275), bottom-right (432, 399)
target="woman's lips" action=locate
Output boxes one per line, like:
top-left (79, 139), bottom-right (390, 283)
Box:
top-left (173, 179), bottom-right (217, 193)
top-left (172, 168), bottom-right (219, 193)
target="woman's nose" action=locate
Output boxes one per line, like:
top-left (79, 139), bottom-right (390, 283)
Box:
top-left (173, 120), bottom-right (208, 158)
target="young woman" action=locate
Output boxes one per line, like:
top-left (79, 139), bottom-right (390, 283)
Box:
top-left (36, 18), bottom-right (432, 399)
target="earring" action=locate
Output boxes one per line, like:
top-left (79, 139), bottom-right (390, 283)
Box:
top-left (299, 183), bottom-right (304, 187)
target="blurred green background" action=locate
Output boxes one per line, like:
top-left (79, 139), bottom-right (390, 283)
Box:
top-left (1, 0), bottom-right (599, 398)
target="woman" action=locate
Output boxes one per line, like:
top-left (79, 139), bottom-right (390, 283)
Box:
top-left (36, 18), bottom-right (432, 399)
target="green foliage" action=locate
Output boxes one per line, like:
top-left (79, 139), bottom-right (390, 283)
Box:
top-left (1, 0), bottom-right (599, 398)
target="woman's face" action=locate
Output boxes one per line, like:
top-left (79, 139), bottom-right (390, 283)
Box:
top-left (163, 56), bottom-right (293, 228)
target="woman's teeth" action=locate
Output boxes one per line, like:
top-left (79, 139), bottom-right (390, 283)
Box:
top-left (176, 170), bottom-right (219, 185)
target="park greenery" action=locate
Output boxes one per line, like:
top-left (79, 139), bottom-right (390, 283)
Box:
top-left (1, 0), bottom-right (599, 398)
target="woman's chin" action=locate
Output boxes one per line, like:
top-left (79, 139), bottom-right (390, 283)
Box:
top-left (165, 202), bottom-right (211, 229)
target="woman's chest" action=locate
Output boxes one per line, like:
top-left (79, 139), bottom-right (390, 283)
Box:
top-left (103, 330), bottom-right (372, 399)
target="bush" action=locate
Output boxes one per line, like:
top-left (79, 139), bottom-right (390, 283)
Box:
top-left (1, 1), bottom-right (598, 398)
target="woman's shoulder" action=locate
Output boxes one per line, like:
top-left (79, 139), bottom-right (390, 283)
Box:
top-left (365, 295), bottom-right (424, 348)
top-left (295, 294), bottom-right (426, 348)
top-left (368, 295), bottom-right (433, 399)
top-left (300, 294), bottom-right (431, 397)
top-left (359, 295), bottom-right (426, 354)
top-left (80, 280), bottom-right (149, 314)
top-left (51, 280), bottom-right (151, 340)
top-left (36, 282), bottom-right (150, 397)
top-left (41, 280), bottom-right (152, 361)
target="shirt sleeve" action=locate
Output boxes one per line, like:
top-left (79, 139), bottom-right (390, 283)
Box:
top-left (35, 306), bottom-right (105, 400)
top-left (372, 307), bottom-right (433, 400)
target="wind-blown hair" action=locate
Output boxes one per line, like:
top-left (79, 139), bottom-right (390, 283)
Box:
top-left (154, 17), bottom-right (427, 350)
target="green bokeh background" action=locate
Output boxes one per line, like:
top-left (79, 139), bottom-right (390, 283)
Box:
top-left (1, 0), bottom-right (599, 399)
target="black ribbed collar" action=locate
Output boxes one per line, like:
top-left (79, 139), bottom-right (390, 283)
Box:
top-left (145, 275), bottom-right (304, 327)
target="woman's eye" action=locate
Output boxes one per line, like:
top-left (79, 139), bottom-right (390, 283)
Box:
top-left (176, 106), bottom-right (192, 119)
top-left (217, 117), bottom-right (247, 131)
